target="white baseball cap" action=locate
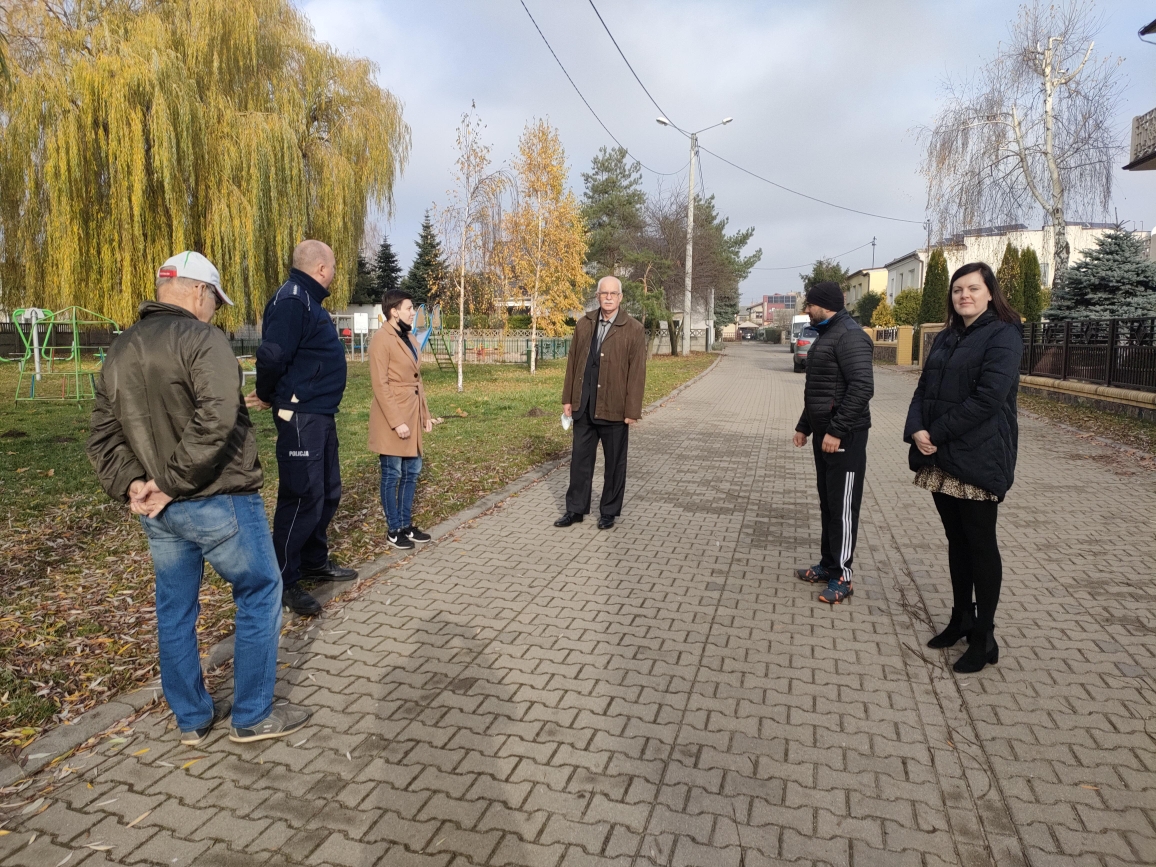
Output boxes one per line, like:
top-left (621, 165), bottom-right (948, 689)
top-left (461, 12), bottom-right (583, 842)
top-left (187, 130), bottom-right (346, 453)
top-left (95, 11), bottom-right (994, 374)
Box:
top-left (157, 251), bottom-right (233, 306)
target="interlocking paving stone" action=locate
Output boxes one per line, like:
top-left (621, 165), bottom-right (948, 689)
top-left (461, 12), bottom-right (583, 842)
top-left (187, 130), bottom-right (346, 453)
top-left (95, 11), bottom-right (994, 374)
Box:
top-left (3, 345), bottom-right (1155, 866)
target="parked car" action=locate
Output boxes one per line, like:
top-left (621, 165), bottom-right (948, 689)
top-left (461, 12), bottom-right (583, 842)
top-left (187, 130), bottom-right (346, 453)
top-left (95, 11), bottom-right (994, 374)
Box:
top-left (789, 314), bottom-right (810, 353)
top-left (793, 326), bottom-right (819, 372)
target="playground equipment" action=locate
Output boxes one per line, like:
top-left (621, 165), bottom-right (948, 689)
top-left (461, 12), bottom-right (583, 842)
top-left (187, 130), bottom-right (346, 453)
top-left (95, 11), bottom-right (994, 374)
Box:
top-left (413, 304), bottom-right (454, 370)
top-left (9, 306), bottom-right (120, 402)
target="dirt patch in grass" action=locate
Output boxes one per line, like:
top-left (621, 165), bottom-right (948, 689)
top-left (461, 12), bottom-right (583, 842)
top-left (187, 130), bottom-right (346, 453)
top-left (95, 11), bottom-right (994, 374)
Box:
top-left (0, 352), bottom-right (714, 750)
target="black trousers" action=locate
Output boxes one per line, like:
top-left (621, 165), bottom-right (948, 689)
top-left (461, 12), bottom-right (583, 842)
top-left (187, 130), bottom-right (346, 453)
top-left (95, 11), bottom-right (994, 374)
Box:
top-left (812, 429), bottom-right (868, 582)
top-left (566, 412), bottom-right (629, 517)
top-left (932, 493), bottom-right (1002, 627)
top-left (272, 412), bottom-right (342, 588)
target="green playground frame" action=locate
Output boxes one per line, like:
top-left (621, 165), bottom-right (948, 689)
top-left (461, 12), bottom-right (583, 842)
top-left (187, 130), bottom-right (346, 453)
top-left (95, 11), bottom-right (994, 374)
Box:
top-left (8, 306), bottom-right (120, 403)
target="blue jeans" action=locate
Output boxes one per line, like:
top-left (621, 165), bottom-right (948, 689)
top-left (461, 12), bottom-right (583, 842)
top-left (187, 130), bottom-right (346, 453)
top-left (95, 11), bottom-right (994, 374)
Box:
top-left (379, 454), bottom-right (422, 531)
top-left (140, 493), bottom-right (282, 731)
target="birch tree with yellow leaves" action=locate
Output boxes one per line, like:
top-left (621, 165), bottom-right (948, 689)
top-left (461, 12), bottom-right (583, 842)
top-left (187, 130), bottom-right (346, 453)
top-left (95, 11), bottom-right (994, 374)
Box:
top-left (441, 105), bottom-right (507, 392)
top-left (503, 120), bottom-right (589, 373)
top-left (0, 0), bottom-right (410, 328)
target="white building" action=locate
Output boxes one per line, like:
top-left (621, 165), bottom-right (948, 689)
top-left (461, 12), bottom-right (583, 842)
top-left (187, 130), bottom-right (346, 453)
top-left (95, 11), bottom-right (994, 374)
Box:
top-left (883, 223), bottom-right (1152, 301)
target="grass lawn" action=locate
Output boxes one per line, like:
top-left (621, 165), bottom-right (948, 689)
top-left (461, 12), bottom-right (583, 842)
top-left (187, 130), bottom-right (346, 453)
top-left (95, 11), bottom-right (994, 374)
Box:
top-left (0, 351), bottom-right (714, 748)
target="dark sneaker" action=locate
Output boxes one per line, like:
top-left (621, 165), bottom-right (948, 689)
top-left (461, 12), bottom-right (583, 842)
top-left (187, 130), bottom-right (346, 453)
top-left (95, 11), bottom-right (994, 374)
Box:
top-left (404, 526), bottom-right (432, 543)
top-left (818, 578), bottom-right (853, 605)
top-left (283, 583), bottom-right (322, 616)
top-left (796, 564), bottom-right (829, 583)
top-left (180, 698), bottom-right (232, 746)
top-left (229, 701), bottom-right (313, 744)
top-left (387, 530), bottom-right (415, 550)
top-left (299, 558), bottom-right (358, 582)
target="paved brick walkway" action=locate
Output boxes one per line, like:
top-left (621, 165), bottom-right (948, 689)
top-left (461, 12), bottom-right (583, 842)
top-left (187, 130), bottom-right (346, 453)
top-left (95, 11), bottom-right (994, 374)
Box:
top-left (2, 344), bottom-right (1154, 867)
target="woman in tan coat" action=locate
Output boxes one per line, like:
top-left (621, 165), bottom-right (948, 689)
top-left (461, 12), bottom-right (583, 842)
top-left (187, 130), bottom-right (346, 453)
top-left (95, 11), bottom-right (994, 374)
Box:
top-left (369, 290), bottom-right (433, 550)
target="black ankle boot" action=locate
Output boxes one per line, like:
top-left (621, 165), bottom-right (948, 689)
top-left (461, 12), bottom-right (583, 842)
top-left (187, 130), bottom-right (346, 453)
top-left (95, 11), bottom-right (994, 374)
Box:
top-left (927, 605), bottom-right (975, 649)
top-left (953, 625), bottom-right (998, 673)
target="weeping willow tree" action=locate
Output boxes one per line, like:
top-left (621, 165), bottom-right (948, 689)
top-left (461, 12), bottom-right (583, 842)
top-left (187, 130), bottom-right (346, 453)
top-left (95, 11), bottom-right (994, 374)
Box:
top-left (0, 0), bottom-right (410, 327)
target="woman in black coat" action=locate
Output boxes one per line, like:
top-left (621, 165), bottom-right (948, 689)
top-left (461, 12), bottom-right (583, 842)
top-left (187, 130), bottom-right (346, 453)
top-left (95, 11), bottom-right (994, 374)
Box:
top-left (904, 261), bottom-right (1023, 673)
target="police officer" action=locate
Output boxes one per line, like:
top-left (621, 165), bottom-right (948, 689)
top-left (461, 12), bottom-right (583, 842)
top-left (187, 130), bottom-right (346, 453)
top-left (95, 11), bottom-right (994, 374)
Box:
top-left (251, 240), bottom-right (357, 615)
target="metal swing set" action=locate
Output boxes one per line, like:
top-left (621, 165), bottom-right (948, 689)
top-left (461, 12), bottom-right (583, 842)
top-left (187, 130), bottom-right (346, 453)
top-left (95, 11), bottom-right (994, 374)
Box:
top-left (6, 306), bottom-right (120, 403)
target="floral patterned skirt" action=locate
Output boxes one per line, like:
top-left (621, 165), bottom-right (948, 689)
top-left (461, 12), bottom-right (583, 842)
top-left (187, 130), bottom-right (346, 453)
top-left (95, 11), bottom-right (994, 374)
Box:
top-left (914, 466), bottom-right (999, 502)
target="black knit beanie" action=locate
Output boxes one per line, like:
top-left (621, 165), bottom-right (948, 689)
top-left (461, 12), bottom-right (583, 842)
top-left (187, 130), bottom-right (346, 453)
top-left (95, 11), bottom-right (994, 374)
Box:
top-left (805, 281), bottom-right (845, 313)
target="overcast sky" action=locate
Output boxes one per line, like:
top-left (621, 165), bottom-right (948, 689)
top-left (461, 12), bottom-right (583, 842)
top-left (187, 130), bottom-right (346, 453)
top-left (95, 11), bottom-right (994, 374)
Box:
top-left (300, 0), bottom-right (1156, 305)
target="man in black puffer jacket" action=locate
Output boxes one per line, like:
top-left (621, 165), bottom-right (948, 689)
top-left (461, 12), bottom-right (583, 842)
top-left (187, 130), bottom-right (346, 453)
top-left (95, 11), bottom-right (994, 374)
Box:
top-left (792, 281), bottom-right (875, 604)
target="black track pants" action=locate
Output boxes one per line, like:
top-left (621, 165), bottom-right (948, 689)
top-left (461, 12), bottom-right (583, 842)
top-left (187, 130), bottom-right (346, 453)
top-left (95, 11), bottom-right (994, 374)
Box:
top-left (932, 493), bottom-right (1002, 627)
top-left (812, 429), bottom-right (868, 582)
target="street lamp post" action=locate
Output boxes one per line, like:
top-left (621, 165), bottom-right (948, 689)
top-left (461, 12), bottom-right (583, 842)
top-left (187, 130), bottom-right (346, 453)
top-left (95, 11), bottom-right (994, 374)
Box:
top-left (657, 116), bottom-right (731, 356)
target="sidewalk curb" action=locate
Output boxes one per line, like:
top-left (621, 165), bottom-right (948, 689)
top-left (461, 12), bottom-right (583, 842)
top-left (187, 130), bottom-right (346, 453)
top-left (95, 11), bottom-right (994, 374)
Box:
top-left (0, 352), bottom-right (723, 788)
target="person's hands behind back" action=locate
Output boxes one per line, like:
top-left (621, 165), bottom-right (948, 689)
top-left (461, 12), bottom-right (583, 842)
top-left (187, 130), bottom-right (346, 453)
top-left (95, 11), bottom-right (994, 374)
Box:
top-left (129, 479), bottom-right (173, 518)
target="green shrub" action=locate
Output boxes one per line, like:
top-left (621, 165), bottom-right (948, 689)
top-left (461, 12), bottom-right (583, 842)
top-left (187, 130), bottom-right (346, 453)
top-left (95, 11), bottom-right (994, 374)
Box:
top-left (893, 288), bottom-right (922, 326)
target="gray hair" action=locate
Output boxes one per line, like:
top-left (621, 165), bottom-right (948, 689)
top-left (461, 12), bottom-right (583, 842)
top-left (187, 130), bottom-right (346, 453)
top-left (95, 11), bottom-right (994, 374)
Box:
top-left (155, 275), bottom-right (204, 295)
top-left (597, 275), bottom-right (622, 295)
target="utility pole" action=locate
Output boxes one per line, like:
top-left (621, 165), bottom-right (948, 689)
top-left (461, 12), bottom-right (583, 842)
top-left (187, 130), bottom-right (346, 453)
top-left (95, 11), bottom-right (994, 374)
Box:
top-left (682, 133), bottom-right (696, 357)
top-left (657, 115), bottom-right (731, 356)
top-left (871, 236), bottom-right (876, 268)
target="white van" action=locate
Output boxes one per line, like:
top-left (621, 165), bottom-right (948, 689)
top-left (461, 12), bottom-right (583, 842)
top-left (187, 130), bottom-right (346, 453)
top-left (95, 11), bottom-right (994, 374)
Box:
top-left (790, 314), bottom-right (810, 352)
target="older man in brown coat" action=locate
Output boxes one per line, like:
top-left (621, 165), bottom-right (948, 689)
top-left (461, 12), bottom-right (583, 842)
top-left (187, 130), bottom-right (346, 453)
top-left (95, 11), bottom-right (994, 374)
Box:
top-left (556, 276), bottom-right (647, 530)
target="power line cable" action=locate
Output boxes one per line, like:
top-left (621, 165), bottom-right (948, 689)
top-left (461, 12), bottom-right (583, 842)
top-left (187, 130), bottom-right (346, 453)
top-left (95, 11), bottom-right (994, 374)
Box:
top-left (750, 239), bottom-right (876, 271)
top-left (581, 1), bottom-right (926, 225)
top-left (586, 0), bottom-right (676, 124)
top-left (699, 147), bottom-right (926, 225)
top-left (517, 0), bottom-right (684, 176)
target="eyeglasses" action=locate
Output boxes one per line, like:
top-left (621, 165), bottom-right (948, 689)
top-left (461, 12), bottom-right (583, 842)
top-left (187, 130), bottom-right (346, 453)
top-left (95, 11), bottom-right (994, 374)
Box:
top-left (598, 292), bottom-right (621, 298)
top-left (201, 284), bottom-right (224, 310)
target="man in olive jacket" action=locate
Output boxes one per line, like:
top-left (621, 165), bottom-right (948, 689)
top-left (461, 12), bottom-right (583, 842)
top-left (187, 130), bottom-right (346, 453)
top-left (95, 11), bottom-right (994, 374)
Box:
top-left (556, 276), bottom-right (647, 530)
top-left (87, 252), bottom-right (311, 747)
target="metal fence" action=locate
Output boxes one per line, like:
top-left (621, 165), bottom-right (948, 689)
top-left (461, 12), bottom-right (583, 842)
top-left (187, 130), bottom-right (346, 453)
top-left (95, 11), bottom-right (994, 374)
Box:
top-left (425, 331), bottom-right (571, 365)
top-left (0, 321), bottom-right (118, 359)
top-left (1022, 317), bottom-right (1156, 393)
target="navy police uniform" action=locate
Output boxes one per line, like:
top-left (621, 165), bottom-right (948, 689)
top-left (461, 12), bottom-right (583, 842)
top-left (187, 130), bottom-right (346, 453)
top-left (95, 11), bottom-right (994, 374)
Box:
top-left (256, 269), bottom-right (347, 590)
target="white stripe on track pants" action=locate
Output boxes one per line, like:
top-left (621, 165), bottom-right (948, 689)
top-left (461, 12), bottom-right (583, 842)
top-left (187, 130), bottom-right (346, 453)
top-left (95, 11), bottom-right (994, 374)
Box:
top-left (811, 429), bottom-right (868, 583)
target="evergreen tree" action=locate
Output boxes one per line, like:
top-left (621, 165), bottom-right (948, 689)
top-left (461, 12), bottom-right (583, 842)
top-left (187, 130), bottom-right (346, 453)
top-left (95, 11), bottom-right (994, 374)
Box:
top-left (855, 291), bottom-right (883, 325)
top-left (1046, 227), bottom-right (1156, 320)
top-left (871, 296), bottom-right (897, 327)
top-left (372, 235), bottom-right (403, 304)
top-left (996, 242), bottom-right (1023, 315)
top-left (919, 249), bottom-right (950, 325)
top-left (1020, 247), bottom-right (1044, 323)
top-left (893, 288), bottom-right (923, 326)
top-left (400, 212), bottom-right (447, 305)
top-left (349, 254), bottom-right (376, 305)
top-left (800, 258), bottom-right (850, 293)
top-left (581, 145), bottom-right (645, 277)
